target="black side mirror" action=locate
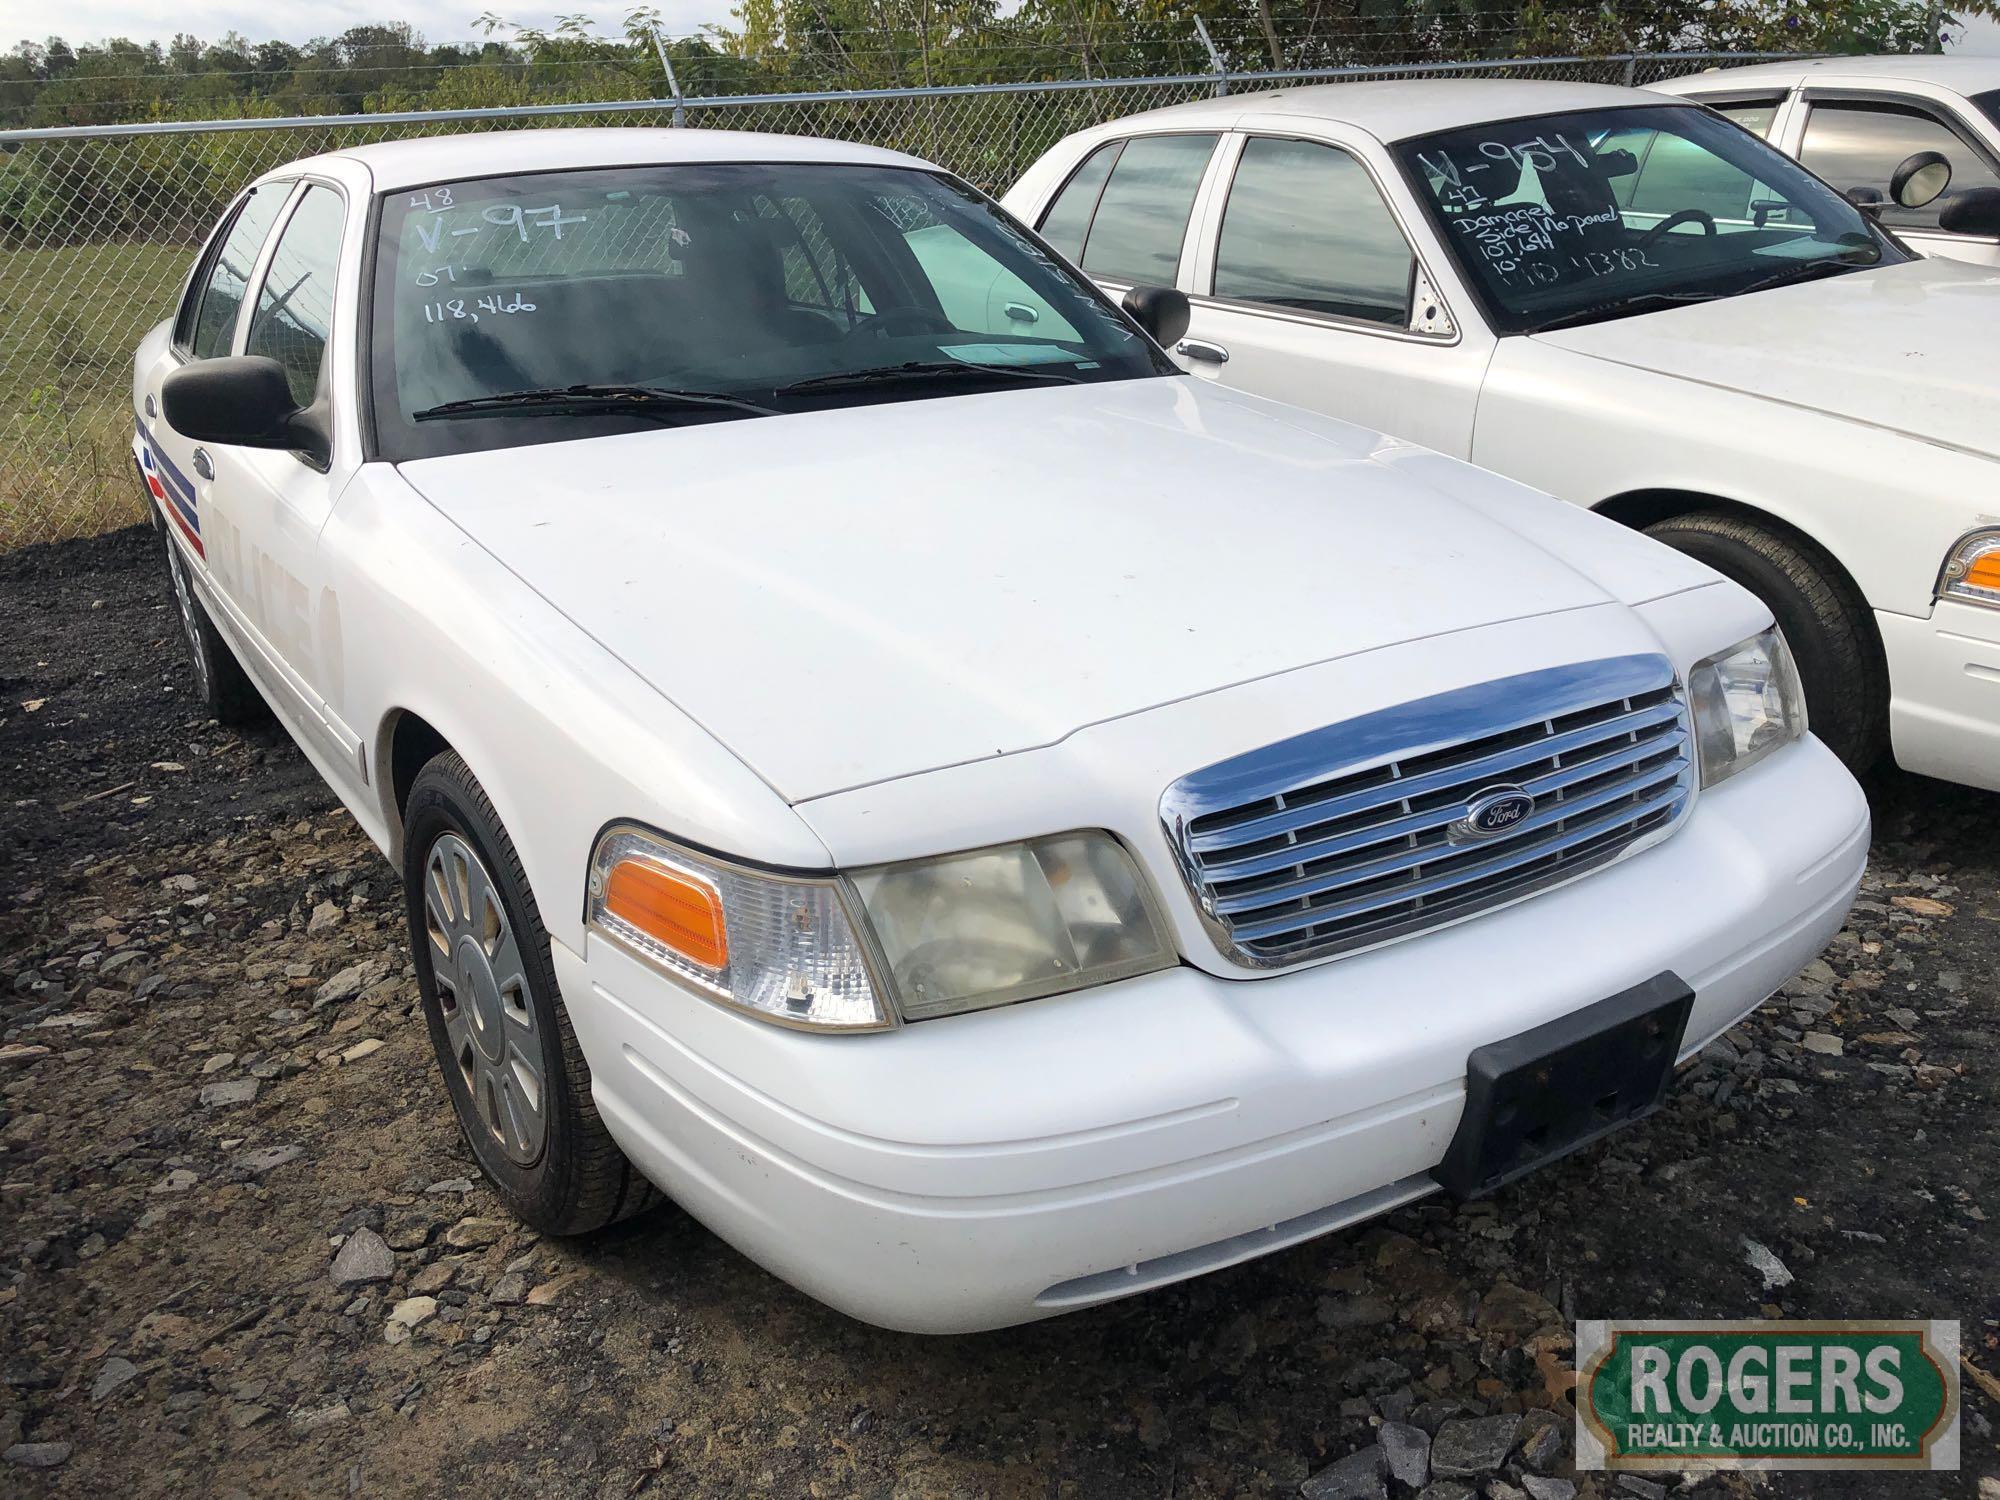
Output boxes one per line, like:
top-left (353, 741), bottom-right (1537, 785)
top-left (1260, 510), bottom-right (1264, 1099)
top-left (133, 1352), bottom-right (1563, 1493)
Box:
top-left (1595, 148), bottom-right (1639, 179)
top-left (1939, 185), bottom-right (2000, 237)
top-left (162, 355), bottom-right (326, 463)
top-left (1890, 150), bottom-right (1952, 209)
top-left (1121, 285), bottom-right (1190, 348)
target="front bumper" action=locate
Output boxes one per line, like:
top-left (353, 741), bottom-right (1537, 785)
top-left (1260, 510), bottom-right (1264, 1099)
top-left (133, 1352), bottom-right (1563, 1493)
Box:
top-left (556, 735), bottom-right (1867, 1333)
top-left (1879, 601), bottom-right (2000, 792)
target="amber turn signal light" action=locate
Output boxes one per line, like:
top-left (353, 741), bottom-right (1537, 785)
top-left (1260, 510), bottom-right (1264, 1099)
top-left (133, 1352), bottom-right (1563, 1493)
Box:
top-left (604, 858), bottom-right (728, 970)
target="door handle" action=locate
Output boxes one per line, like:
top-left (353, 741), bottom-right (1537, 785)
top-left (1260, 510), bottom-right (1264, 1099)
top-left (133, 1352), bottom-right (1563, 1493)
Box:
top-left (1176, 338), bottom-right (1230, 364)
top-left (192, 448), bottom-right (214, 481)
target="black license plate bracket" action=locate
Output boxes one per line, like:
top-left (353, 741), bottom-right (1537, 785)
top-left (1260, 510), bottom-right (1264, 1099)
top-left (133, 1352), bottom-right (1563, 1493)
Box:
top-left (1435, 971), bottom-right (1694, 1200)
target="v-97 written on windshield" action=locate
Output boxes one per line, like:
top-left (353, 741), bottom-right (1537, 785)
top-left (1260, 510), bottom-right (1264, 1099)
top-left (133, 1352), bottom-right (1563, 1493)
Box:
top-left (1413, 130), bottom-right (1658, 292)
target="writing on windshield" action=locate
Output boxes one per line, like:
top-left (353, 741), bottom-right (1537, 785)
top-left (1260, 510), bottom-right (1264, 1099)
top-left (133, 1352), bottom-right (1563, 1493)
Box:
top-left (1395, 106), bottom-right (1895, 333)
top-left (1414, 131), bottom-right (1660, 291)
top-left (368, 162), bottom-right (1168, 462)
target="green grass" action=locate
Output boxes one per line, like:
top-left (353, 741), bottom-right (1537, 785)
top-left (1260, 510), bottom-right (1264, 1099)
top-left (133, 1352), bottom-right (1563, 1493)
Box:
top-left (0, 241), bottom-right (192, 550)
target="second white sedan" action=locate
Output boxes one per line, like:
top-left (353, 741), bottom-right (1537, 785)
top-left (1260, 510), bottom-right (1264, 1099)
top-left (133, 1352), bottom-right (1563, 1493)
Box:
top-left (1004, 79), bottom-right (2000, 793)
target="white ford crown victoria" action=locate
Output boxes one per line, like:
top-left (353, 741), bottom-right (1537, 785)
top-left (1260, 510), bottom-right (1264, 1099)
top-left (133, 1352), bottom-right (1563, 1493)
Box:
top-left (1004, 79), bottom-right (2000, 793)
top-left (133, 128), bottom-right (1866, 1332)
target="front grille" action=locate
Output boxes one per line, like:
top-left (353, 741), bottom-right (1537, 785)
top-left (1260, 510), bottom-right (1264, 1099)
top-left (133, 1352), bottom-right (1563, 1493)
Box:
top-left (1159, 655), bottom-right (1694, 968)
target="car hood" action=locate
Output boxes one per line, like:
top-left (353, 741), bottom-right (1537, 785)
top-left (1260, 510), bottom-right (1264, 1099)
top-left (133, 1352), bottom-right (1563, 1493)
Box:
top-left (399, 378), bottom-right (1664, 802)
top-left (1530, 256), bottom-right (2000, 461)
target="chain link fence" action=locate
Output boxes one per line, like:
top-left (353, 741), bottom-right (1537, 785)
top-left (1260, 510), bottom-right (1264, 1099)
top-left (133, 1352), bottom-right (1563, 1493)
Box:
top-left (0, 50), bottom-right (1794, 551)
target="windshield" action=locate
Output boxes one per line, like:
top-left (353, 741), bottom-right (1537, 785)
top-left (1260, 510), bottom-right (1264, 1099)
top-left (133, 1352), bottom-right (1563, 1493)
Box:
top-left (1394, 105), bottom-right (1904, 334)
top-left (368, 162), bottom-right (1169, 458)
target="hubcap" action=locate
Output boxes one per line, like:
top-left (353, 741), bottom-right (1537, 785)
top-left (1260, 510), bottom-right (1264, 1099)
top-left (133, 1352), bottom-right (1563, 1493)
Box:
top-left (165, 539), bottom-right (211, 701)
top-left (423, 832), bottom-right (547, 1166)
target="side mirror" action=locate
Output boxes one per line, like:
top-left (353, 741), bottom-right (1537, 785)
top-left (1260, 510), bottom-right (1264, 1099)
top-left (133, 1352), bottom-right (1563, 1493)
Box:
top-left (1121, 284), bottom-right (1190, 348)
top-left (1939, 185), bottom-right (2000, 236)
top-left (1595, 148), bottom-right (1639, 179)
top-left (1890, 150), bottom-right (1952, 209)
top-left (162, 355), bottom-right (325, 462)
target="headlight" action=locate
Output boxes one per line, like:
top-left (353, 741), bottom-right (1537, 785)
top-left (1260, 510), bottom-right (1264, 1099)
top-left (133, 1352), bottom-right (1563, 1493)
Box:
top-left (1939, 529), bottom-right (2000, 608)
top-left (851, 832), bottom-right (1174, 1021)
top-left (588, 827), bottom-right (889, 1031)
top-left (588, 826), bottom-right (1175, 1029)
top-left (1687, 626), bottom-right (1808, 787)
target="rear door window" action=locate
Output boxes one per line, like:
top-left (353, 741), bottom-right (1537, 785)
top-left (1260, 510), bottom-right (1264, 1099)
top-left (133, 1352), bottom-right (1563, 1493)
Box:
top-left (1074, 134), bottom-right (1219, 286)
top-left (244, 185), bottom-right (344, 407)
top-left (1037, 142), bottom-right (1120, 262)
top-left (1709, 98), bottom-right (1784, 137)
top-left (181, 184), bottom-right (292, 359)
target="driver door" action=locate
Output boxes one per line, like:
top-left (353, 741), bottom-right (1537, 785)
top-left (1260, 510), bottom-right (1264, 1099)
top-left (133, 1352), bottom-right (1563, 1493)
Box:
top-left (1177, 126), bottom-right (1492, 459)
top-left (200, 180), bottom-right (370, 796)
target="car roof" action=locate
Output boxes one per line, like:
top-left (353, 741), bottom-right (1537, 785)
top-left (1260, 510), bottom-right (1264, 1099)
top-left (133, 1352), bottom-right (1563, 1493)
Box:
top-left (261, 127), bottom-right (935, 193)
top-left (1070, 78), bottom-right (1682, 143)
top-left (1652, 54), bottom-right (2000, 97)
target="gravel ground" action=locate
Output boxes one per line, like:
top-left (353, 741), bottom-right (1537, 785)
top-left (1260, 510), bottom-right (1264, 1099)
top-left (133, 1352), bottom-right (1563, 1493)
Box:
top-left (3, 525), bottom-right (1998, 1499)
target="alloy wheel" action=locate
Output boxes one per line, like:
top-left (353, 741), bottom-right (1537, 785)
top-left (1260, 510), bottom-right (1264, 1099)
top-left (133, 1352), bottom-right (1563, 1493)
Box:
top-left (422, 831), bottom-right (548, 1166)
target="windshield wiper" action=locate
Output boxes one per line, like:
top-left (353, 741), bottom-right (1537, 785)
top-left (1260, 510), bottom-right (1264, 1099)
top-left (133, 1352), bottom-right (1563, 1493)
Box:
top-left (1526, 250), bottom-right (1879, 335)
top-left (413, 383), bottom-right (778, 423)
top-left (1727, 253), bottom-right (1875, 302)
top-left (1523, 291), bottom-right (1723, 335)
top-left (774, 360), bottom-right (1079, 396)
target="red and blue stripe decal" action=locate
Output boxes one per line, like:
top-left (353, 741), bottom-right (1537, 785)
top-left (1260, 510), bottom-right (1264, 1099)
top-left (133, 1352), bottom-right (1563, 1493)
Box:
top-left (136, 423), bottom-right (202, 558)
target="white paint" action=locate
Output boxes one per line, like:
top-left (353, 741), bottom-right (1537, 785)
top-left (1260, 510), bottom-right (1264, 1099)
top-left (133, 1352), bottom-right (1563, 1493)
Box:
top-left (1007, 80), bottom-right (2000, 792)
top-left (131, 128), bottom-right (1872, 1331)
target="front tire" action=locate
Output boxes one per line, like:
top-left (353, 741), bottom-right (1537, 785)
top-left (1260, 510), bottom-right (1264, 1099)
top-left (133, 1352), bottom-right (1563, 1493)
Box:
top-left (161, 528), bottom-right (266, 726)
top-left (403, 751), bottom-right (657, 1235)
top-left (1643, 511), bottom-right (1887, 775)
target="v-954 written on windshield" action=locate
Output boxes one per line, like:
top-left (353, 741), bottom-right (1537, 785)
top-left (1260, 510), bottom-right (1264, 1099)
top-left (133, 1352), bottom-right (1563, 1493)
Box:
top-left (1394, 105), bottom-right (1901, 333)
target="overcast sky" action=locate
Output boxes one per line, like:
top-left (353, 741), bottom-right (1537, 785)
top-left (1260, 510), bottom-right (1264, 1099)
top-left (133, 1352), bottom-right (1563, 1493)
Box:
top-left (7, 0), bottom-right (2000, 54)
top-left (0, 1), bottom-right (736, 47)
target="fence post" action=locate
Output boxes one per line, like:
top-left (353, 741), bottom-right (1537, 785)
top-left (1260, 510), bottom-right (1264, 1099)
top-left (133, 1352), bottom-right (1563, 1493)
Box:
top-left (649, 24), bottom-right (687, 125)
top-left (1621, 53), bottom-right (1639, 87)
top-left (1193, 17), bottom-right (1229, 97)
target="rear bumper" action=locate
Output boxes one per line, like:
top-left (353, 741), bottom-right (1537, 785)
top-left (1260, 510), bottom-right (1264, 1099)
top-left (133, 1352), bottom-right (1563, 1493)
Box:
top-left (1879, 602), bottom-right (2000, 792)
top-left (556, 736), bottom-right (1866, 1333)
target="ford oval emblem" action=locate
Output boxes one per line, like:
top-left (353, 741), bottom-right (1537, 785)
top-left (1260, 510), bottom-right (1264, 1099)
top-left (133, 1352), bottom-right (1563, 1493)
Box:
top-left (1452, 784), bottom-right (1535, 843)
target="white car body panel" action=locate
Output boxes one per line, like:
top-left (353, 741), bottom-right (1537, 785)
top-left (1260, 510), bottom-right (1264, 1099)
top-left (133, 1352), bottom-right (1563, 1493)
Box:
top-left (396, 378), bottom-right (1702, 803)
top-left (1653, 56), bottom-right (2000, 266)
top-left (132, 126), bottom-right (1869, 1331)
top-left (1005, 79), bottom-right (2000, 792)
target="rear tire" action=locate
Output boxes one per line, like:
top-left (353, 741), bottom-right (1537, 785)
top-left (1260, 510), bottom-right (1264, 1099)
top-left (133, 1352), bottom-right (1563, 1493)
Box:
top-left (1642, 511), bottom-right (1886, 775)
top-left (161, 528), bottom-right (266, 726)
top-left (403, 750), bottom-right (657, 1235)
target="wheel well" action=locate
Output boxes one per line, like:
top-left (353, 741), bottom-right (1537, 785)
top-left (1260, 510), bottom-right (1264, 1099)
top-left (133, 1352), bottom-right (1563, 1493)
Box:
top-left (387, 710), bottom-right (452, 826)
top-left (1590, 488), bottom-right (1767, 535)
top-left (1593, 488), bottom-right (1876, 600)
top-left (1592, 485), bottom-right (1887, 664)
